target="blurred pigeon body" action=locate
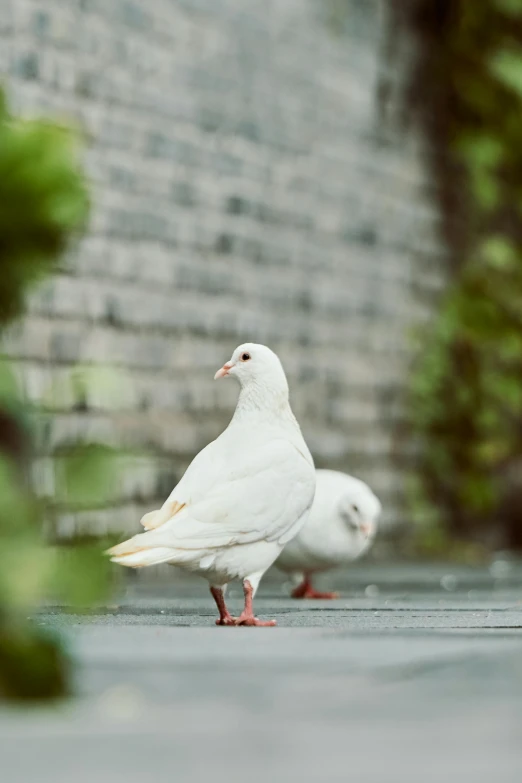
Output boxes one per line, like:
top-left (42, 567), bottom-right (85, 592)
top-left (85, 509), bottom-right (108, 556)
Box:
top-left (276, 469), bottom-right (381, 599)
top-left (107, 343), bottom-right (315, 626)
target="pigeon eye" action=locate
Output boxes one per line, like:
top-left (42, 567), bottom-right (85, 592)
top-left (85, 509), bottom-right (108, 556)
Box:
top-left (241, 352), bottom-right (251, 362)
top-left (352, 505), bottom-right (359, 514)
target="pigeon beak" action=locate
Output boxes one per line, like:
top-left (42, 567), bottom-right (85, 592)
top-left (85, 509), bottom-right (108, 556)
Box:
top-left (361, 522), bottom-right (372, 539)
top-left (214, 361), bottom-right (234, 380)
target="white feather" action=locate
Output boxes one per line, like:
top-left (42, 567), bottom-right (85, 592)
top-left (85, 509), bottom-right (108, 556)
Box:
top-left (107, 343), bottom-right (316, 592)
top-left (276, 469), bottom-right (381, 577)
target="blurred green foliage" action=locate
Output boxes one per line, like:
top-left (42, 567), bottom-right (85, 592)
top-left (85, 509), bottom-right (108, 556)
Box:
top-left (0, 91), bottom-right (89, 322)
top-left (404, 0), bottom-right (522, 552)
top-left (0, 89), bottom-right (117, 700)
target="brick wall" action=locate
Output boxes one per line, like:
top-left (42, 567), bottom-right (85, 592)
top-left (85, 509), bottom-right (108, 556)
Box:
top-left (0, 0), bottom-right (448, 538)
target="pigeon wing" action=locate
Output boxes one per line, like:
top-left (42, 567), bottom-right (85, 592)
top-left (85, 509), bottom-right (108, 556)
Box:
top-left (112, 439), bottom-right (315, 556)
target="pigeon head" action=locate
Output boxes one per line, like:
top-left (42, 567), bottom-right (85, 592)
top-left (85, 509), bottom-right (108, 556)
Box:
top-left (339, 487), bottom-right (381, 543)
top-left (214, 343), bottom-right (289, 394)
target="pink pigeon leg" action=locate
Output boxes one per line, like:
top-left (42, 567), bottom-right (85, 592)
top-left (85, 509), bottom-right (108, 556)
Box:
top-left (210, 586), bottom-right (235, 626)
top-left (291, 574), bottom-right (339, 600)
top-left (234, 579), bottom-right (277, 627)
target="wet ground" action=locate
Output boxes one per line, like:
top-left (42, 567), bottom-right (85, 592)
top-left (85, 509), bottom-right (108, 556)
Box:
top-left (1, 563), bottom-right (522, 782)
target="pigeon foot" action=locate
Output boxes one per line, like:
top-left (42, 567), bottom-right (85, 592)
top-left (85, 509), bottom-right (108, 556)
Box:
top-left (210, 586), bottom-right (236, 626)
top-left (291, 576), bottom-right (339, 600)
top-left (215, 615), bottom-right (236, 626)
top-left (234, 614), bottom-right (277, 627)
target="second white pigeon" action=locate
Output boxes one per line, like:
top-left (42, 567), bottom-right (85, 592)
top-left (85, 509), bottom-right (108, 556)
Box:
top-left (276, 469), bottom-right (381, 598)
top-left (107, 343), bottom-right (316, 626)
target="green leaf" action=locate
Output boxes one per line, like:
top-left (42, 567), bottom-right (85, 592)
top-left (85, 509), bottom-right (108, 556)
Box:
top-left (54, 444), bottom-right (120, 509)
top-left (49, 545), bottom-right (112, 606)
top-left (0, 89), bottom-right (89, 326)
top-left (0, 457), bottom-right (36, 536)
top-left (0, 627), bottom-right (69, 701)
top-left (460, 473), bottom-right (498, 513)
top-left (480, 236), bottom-right (518, 269)
top-left (490, 48), bottom-right (522, 98)
top-left (470, 169), bottom-right (500, 210)
top-left (494, 0), bottom-right (522, 16)
top-left (476, 438), bottom-right (511, 466)
top-left (456, 134), bottom-right (504, 170)
top-left (0, 359), bottom-right (20, 404)
top-left (0, 542), bottom-right (54, 610)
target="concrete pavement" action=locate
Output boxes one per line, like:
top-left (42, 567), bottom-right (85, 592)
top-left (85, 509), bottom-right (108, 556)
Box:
top-left (1, 563), bottom-right (522, 783)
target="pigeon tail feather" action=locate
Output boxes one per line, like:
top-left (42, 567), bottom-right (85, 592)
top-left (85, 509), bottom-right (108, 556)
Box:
top-left (109, 547), bottom-right (178, 568)
top-left (106, 533), bottom-right (211, 569)
top-left (140, 501), bottom-right (186, 530)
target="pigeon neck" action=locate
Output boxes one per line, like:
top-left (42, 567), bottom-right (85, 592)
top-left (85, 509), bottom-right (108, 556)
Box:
top-left (233, 378), bottom-right (293, 421)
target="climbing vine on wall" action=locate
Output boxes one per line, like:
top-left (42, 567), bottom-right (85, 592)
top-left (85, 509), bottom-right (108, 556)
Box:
top-left (402, 0), bottom-right (522, 550)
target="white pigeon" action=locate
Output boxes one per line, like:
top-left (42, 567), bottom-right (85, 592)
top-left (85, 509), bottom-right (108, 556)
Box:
top-left (276, 469), bottom-right (381, 598)
top-left (107, 343), bottom-right (316, 626)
